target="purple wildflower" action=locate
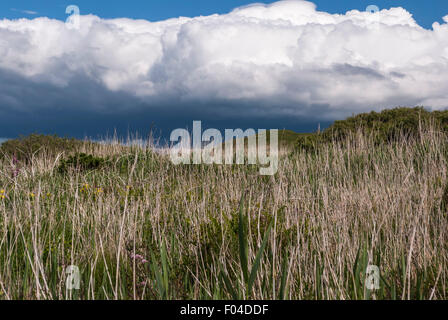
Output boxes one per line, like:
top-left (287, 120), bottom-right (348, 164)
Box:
top-left (131, 253), bottom-right (144, 260)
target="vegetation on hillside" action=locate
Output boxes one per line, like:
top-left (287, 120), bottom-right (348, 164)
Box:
top-left (0, 107), bottom-right (447, 300)
top-left (296, 107), bottom-right (448, 152)
top-left (0, 134), bottom-right (86, 163)
top-left (324, 107), bottom-right (448, 141)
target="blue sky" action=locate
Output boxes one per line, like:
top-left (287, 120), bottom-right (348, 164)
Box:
top-left (1, 0), bottom-right (447, 29)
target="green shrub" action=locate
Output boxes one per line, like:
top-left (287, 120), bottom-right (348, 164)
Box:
top-left (296, 107), bottom-right (448, 151)
top-left (323, 107), bottom-right (448, 142)
top-left (58, 153), bottom-right (108, 173)
top-left (0, 134), bottom-right (84, 163)
top-left (296, 134), bottom-right (323, 153)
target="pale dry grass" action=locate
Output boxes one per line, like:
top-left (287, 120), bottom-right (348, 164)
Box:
top-left (0, 125), bottom-right (447, 300)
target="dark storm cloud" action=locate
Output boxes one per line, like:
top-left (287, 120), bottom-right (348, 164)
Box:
top-left (1, 1), bottom-right (448, 139)
top-left (0, 67), bottom-right (325, 140)
top-left (332, 64), bottom-right (385, 79)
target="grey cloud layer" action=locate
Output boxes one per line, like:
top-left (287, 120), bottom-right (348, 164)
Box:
top-left (1, 0), bottom-right (448, 126)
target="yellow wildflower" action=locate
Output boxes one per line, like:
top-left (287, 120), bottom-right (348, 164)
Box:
top-left (81, 183), bottom-right (90, 192)
top-left (0, 189), bottom-right (5, 194)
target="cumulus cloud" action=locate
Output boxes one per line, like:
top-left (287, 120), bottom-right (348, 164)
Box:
top-left (1, 0), bottom-right (448, 129)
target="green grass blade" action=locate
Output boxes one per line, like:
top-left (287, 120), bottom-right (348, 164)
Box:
top-left (161, 240), bottom-right (169, 299)
top-left (238, 193), bottom-right (249, 284)
top-left (248, 220), bottom-right (273, 294)
top-left (278, 252), bottom-right (289, 300)
top-left (150, 250), bottom-right (166, 299)
top-left (220, 270), bottom-right (239, 300)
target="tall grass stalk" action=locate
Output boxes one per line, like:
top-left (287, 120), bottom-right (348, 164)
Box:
top-left (0, 124), bottom-right (447, 299)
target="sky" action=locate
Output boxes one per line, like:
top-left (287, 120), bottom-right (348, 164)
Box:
top-left (2, 0), bottom-right (446, 29)
top-left (1, 0), bottom-right (448, 140)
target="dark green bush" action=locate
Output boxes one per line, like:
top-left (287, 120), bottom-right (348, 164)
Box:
top-left (0, 134), bottom-right (84, 163)
top-left (296, 107), bottom-right (448, 151)
top-left (296, 134), bottom-right (323, 153)
top-left (58, 153), bottom-right (108, 173)
top-left (323, 107), bottom-right (448, 142)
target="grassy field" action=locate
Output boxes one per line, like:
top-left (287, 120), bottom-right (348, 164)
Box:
top-left (0, 113), bottom-right (447, 300)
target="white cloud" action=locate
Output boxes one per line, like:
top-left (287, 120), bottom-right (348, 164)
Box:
top-left (1, 0), bottom-right (448, 120)
top-left (23, 10), bottom-right (38, 15)
top-left (10, 8), bottom-right (38, 15)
